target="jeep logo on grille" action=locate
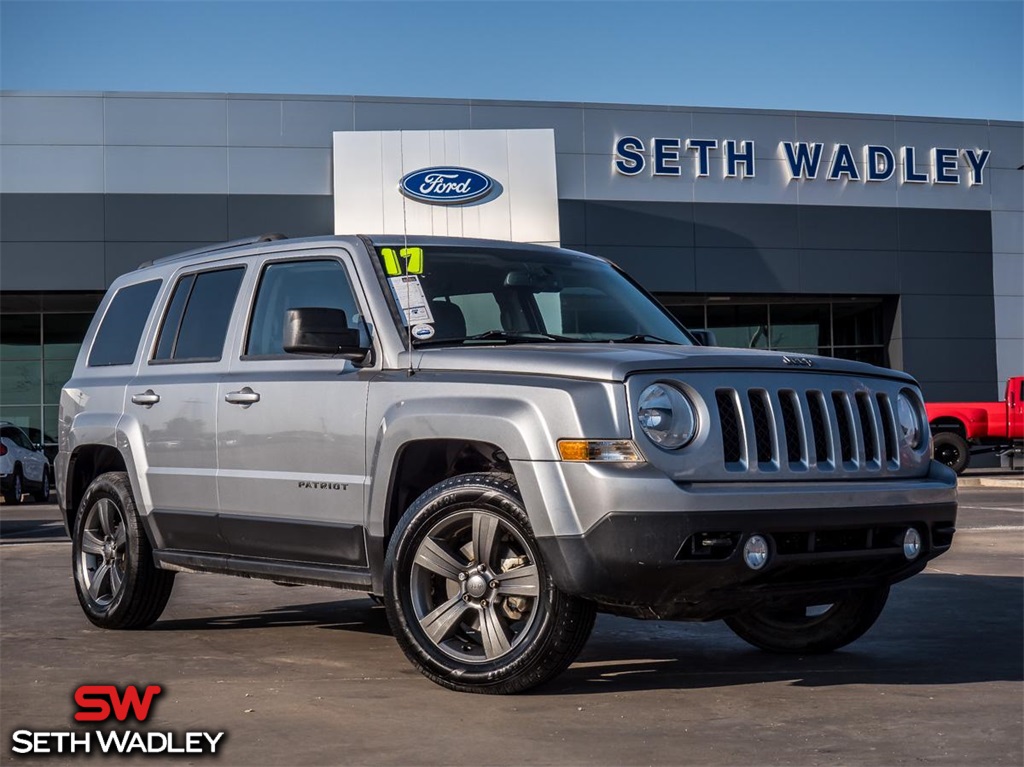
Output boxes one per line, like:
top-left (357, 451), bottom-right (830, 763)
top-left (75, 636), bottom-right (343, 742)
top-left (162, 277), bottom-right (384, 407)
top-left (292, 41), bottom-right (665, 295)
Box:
top-left (782, 355), bottom-right (814, 367)
top-left (399, 167), bottom-right (495, 205)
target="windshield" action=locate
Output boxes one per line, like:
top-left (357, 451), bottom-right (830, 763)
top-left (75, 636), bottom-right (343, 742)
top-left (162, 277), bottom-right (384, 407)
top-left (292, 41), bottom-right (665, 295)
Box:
top-left (374, 245), bottom-right (694, 346)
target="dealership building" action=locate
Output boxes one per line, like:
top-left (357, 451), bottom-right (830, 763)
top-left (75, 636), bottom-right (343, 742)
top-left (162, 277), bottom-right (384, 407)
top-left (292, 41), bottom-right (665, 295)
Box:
top-left (0, 90), bottom-right (1021, 442)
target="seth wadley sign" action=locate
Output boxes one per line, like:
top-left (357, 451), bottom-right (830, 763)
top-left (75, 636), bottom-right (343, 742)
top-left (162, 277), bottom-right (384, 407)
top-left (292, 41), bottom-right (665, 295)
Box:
top-left (613, 137), bottom-right (992, 185)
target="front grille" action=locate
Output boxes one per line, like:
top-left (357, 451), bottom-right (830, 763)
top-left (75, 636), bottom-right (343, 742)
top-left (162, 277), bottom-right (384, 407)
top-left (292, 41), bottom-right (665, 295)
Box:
top-left (713, 381), bottom-right (893, 475)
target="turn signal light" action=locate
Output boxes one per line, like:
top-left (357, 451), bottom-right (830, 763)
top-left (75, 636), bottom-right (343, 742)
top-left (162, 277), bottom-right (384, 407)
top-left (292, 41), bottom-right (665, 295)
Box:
top-left (557, 439), bottom-right (644, 463)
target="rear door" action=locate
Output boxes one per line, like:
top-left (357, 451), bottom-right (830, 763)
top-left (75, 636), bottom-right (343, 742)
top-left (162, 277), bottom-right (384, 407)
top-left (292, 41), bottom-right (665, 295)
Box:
top-left (216, 250), bottom-right (374, 567)
top-left (127, 263), bottom-right (247, 551)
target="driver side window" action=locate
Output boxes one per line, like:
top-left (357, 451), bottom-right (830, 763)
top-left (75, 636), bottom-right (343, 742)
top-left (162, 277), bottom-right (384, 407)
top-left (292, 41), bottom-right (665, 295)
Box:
top-left (246, 259), bottom-right (363, 357)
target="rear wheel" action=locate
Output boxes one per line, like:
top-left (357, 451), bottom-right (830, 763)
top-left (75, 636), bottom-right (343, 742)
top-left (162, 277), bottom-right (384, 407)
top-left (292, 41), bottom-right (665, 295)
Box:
top-left (72, 472), bottom-right (175, 629)
top-left (932, 431), bottom-right (970, 474)
top-left (725, 586), bottom-right (890, 654)
top-left (384, 472), bottom-right (595, 694)
top-left (4, 468), bottom-right (23, 505)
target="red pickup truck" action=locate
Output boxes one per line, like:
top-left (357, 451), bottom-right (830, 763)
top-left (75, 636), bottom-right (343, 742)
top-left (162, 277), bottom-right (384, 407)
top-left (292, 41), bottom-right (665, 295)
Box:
top-left (926, 376), bottom-right (1024, 473)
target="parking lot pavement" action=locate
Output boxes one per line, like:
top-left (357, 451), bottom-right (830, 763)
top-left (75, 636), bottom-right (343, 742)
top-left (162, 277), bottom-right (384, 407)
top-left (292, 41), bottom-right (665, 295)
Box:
top-left (1, 487), bottom-right (1021, 766)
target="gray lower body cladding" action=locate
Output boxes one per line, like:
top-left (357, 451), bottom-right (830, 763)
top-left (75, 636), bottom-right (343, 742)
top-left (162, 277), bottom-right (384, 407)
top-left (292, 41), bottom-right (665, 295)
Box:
top-left (536, 500), bottom-right (956, 621)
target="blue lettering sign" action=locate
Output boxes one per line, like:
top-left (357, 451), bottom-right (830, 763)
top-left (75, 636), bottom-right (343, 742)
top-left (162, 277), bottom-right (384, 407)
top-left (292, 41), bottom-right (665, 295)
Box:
top-left (866, 145), bottom-right (895, 181)
top-left (961, 149), bottom-right (991, 186)
top-left (902, 146), bottom-right (929, 183)
top-left (652, 138), bottom-right (682, 176)
top-left (933, 148), bottom-right (960, 184)
top-left (614, 137), bottom-right (646, 175)
top-left (686, 139), bottom-right (717, 177)
top-left (828, 143), bottom-right (861, 181)
top-left (725, 140), bottom-right (755, 178)
top-left (781, 142), bottom-right (823, 179)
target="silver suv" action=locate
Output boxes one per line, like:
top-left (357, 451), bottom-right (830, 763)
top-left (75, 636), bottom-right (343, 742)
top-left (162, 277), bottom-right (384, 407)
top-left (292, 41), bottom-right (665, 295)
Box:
top-left (57, 234), bottom-right (957, 693)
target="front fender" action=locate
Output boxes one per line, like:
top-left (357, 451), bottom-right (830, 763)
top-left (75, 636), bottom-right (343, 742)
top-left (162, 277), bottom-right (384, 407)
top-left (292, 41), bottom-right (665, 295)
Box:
top-left (364, 375), bottom-right (630, 538)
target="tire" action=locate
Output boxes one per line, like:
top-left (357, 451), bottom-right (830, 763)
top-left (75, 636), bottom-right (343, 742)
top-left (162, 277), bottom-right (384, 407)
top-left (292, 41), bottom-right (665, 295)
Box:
top-left (725, 585), bottom-right (890, 654)
top-left (4, 468), bottom-right (23, 505)
top-left (932, 431), bottom-right (970, 474)
top-left (32, 470), bottom-right (50, 503)
top-left (71, 472), bottom-right (175, 629)
top-left (384, 472), bottom-right (596, 694)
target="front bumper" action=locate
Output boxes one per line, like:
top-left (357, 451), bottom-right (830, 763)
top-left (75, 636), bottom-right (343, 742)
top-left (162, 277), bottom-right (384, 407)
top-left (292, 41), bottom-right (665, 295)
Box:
top-left (526, 460), bottom-right (957, 620)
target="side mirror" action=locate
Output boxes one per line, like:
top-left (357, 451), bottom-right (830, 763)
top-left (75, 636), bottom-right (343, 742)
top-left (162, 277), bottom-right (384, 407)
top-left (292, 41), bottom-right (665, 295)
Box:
top-left (283, 307), bottom-right (370, 362)
top-left (690, 329), bottom-right (717, 346)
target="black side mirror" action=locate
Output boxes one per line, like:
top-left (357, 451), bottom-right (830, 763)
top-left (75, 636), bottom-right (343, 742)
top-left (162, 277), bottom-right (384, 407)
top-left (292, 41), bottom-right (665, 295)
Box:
top-left (283, 307), bottom-right (370, 362)
top-left (690, 329), bottom-right (718, 346)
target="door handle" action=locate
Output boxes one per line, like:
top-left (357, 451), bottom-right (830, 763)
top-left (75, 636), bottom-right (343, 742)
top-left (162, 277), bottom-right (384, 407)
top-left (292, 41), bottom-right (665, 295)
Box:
top-left (131, 390), bottom-right (160, 407)
top-left (225, 387), bottom-right (261, 407)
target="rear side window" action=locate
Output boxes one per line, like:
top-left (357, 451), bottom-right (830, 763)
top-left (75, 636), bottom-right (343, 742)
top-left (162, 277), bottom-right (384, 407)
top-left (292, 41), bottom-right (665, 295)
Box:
top-left (154, 267), bottom-right (245, 362)
top-left (88, 280), bottom-right (162, 367)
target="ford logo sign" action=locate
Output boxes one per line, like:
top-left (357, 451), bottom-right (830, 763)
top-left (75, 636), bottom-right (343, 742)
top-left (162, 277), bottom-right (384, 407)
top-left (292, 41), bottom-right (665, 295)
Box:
top-left (399, 167), bottom-right (495, 205)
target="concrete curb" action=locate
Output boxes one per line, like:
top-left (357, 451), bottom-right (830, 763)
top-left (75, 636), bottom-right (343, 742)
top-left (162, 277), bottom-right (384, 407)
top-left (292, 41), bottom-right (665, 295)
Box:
top-left (958, 476), bottom-right (1024, 489)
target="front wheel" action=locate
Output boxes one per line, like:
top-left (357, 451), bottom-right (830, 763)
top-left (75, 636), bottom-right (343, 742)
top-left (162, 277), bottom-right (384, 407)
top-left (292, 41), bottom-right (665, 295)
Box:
top-left (725, 585), bottom-right (890, 654)
top-left (72, 472), bottom-right (175, 629)
top-left (384, 472), bottom-right (596, 694)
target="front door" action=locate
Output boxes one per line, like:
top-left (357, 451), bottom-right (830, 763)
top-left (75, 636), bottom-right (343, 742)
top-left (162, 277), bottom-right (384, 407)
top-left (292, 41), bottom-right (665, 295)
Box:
top-left (216, 253), bottom-right (373, 567)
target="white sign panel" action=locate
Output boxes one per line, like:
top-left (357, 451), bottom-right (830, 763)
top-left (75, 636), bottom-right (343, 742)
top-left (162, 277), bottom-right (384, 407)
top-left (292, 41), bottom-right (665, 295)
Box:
top-left (333, 129), bottom-right (560, 246)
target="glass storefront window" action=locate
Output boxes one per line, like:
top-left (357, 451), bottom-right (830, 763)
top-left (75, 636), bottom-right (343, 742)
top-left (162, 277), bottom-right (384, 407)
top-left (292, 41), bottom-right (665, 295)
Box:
top-left (664, 295), bottom-right (889, 367)
top-left (44, 313), bottom-right (92, 359)
top-left (706, 304), bottom-right (769, 349)
top-left (1, 295), bottom-right (103, 443)
top-left (1, 314), bottom-right (41, 360)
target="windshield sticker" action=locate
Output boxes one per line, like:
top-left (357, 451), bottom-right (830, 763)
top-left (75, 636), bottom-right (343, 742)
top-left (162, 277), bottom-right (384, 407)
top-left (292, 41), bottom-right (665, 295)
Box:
top-left (380, 247), bottom-right (425, 276)
top-left (411, 323), bottom-right (435, 340)
top-left (388, 275), bottom-right (434, 324)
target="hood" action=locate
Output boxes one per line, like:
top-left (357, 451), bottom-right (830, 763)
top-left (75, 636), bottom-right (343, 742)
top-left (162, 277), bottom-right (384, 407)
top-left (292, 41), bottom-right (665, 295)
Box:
top-left (399, 344), bottom-right (916, 384)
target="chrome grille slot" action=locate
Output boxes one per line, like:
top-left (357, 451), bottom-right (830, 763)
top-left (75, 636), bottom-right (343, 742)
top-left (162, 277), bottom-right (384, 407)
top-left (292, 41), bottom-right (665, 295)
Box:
top-left (778, 390), bottom-right (804, 466)
top-left (715, 389), bottom-right (744, 466)
top-left (831, 391), bottom-right (855, 465)
top-left (806, 390), bottom-right (831, 467)
top-left (876, 392), bottom-right (898, 465)
top-left (747, 389), bottom-right (776, 465)
top-left (856, 392), bottom-right (880, 467)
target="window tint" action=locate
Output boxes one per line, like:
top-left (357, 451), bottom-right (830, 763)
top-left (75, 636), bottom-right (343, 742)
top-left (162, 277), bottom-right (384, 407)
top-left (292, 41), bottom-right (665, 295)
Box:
top-left (246, 260), bottom-right (361, 357)
top-left (88, 280), bottom-right (162, 366)
top-left (154, 268), bottom-right (244, 362)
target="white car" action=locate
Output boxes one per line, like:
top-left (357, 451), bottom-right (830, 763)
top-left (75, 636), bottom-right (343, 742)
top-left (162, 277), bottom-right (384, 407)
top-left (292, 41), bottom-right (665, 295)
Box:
top-left (1, 423), bottom-right (51, 504)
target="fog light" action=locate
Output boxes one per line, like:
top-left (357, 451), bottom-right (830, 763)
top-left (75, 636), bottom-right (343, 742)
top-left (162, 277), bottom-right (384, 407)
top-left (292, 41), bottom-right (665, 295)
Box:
top-left (742, 535), bottom-right (769, 570)
top-left (903, 527), bottom-right (922, 561)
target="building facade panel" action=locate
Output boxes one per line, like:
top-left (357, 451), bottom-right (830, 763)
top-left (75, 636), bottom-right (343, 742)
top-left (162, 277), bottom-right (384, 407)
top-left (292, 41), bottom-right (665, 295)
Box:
top-left (103, 96), bottom-right (227, 146)
top-left (0, 95), bottom-right (104, 145)
top-left (0, 193), bottom-right (105, 242)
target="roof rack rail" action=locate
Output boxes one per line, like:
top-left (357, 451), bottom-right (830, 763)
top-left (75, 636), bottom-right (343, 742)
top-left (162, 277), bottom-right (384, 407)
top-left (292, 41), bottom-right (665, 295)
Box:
top-left (138, 233), bottom-right (288, 269)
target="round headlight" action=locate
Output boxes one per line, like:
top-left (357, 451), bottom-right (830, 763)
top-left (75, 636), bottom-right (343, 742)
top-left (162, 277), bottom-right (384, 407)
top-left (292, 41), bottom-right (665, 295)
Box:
top-left (896, 391), bottom-right (923, 449)
top-left (637, 383), bottom-right (697, 449)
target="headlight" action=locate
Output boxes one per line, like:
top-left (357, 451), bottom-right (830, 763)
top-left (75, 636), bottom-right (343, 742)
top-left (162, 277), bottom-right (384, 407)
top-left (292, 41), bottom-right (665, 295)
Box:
top-left (637, 383), bottom-right (697, 449)
top-left (896, 391), bottom-right (923, 449)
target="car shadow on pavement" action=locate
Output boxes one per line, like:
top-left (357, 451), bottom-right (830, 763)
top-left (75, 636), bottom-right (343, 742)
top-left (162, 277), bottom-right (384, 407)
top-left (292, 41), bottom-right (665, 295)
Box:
top-left (542, 572), bottom-right (1023, 695)
top-left (151, 598), bottom-right (393, 637)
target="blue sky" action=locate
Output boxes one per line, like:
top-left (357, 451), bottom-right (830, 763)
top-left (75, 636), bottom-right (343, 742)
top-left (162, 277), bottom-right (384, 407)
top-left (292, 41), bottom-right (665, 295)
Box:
top-left (1, 1), bottom-right (1021, 120)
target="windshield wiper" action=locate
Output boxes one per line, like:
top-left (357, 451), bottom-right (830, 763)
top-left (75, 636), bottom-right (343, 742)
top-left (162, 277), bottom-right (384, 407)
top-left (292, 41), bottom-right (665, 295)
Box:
top-left (415, 329), bottom-right (580, 347)
top-left (609, 334), bottom-right (678, 344)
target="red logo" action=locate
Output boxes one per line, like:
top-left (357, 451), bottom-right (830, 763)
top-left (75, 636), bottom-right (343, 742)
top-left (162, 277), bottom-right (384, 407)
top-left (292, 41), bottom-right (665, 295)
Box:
top-left (74, 685), bottom-right (163, 722)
